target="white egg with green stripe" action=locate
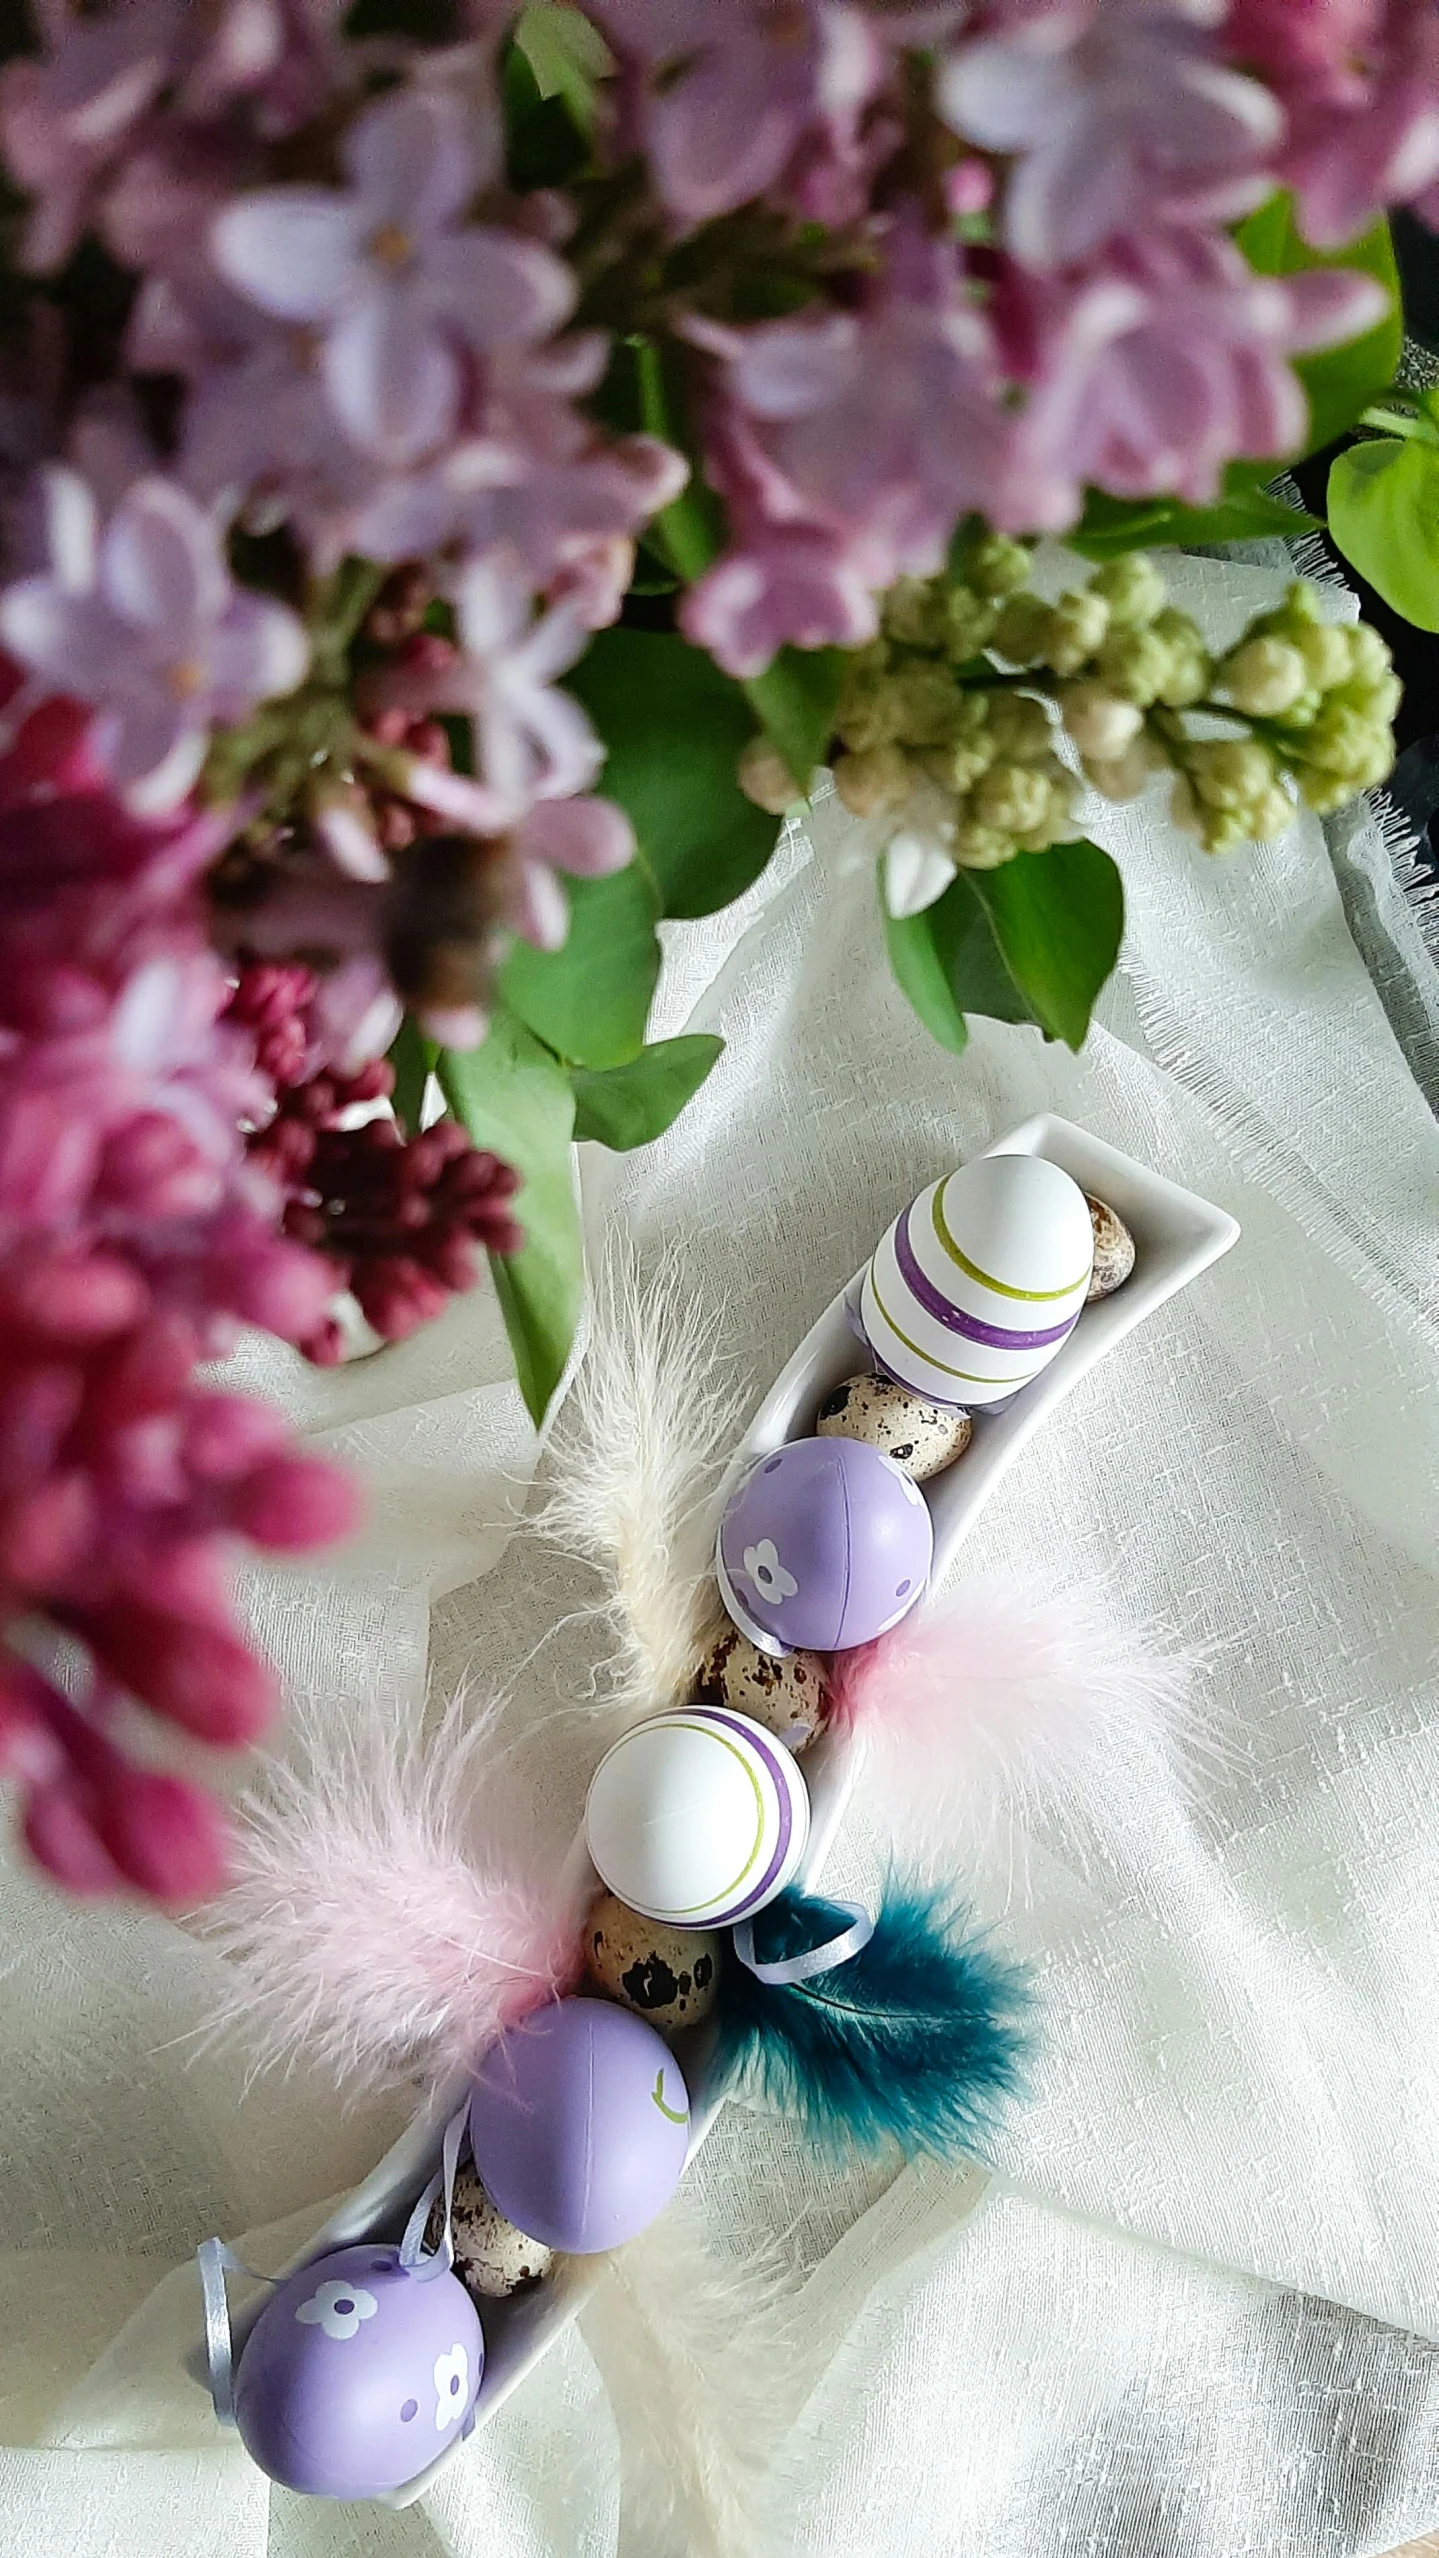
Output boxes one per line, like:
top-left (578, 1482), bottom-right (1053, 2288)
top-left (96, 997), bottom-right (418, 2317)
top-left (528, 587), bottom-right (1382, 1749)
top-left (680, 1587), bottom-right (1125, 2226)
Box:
top-left (584, 1707), bottom-right (811, 1930)
top-left (860, 1152), bottom-right (1094, 1410)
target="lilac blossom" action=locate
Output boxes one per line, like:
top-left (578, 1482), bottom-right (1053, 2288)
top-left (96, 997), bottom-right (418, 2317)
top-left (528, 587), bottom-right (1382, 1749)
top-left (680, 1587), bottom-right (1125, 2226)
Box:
top-left (939, 1), bottom-right (1282, 267)
top-left (371, 556), bottom-right (606, 824)
top-left (1007, 228), bottom-right (1391, 514)
top-left (680, 223), bottom-right (1011, 676)
top-left (586, 0), bottom-right (895, 229)
top-left (0, 473), bottom-right (308, 813)
top-left (1224, 0), bottom-right (1439, 245)
top-left (0, 0), bottom-right (176, 271)
top-left (211, 87), bottom-right (576, 467)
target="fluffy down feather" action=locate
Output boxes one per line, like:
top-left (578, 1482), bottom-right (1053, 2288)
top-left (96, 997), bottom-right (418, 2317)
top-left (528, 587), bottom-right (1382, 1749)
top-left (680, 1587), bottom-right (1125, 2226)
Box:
top-left (534, 1242), bottom-right (739, 1733)
top-left (826, 1580), bottom-right (1210, 1861)
top-left (716, 1880), bottom-right (1030, 2164)
top-left (198, 1696), bottom-right (585, 2094)
top-left (577, 2190), bottom-right (796, 2558)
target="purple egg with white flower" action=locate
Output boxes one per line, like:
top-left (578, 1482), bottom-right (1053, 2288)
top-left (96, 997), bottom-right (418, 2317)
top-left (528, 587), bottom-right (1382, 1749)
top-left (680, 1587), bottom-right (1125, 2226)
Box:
top-left (233, 2242), bottom-right (482, 2499)
top-left (585, 1705), bottom-right (811, 1928)
top-left (861, 1153), bottom-right (1093, 1410)
top-left (469, 1996), bottom-right (690, 2254)
top-left (717, 1434), bottom-right (933, 1656)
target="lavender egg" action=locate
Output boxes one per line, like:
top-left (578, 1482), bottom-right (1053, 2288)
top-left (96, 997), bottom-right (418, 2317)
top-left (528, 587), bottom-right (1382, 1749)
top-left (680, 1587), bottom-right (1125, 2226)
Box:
top-left (468, 1997), bottom-right (690, 2254)
top-left (233, 2242), bottom-right (482, 2499)
top-left (716, 1434), bottom-right (932, 1655)
top-left (585, 1706), bottom-right (810, 1928)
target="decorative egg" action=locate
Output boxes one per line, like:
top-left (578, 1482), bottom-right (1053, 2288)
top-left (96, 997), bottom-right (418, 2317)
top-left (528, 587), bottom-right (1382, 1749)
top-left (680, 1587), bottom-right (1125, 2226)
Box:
top-left (716, 1435), bottom-right (932, 1655)
top-left (694, 1626), bottom-right (828, 1750)
top-left (585, 1890), bottom-right (722, 2028)
top-left (861, 1153), bottom-right (1093, 1409)
top-left (585, 1705), bottom-right (811, 1927)
top-left (233, 2241), bottom-right (483, 2498)
top-left (425, 2162), bottom-right (553, 2301)
top-left (1085, 1194), bottom-right (1136, 1300)
top-left (468, 1997), bottom-right (689, 2254)
top-left (815, 1370), bottom-right (972, 1482)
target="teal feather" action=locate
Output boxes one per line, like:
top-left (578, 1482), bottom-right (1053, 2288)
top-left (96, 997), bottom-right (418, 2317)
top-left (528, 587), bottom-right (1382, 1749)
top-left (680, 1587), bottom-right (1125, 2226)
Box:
top-left (716, 1878), bottom-right (1031, 2162)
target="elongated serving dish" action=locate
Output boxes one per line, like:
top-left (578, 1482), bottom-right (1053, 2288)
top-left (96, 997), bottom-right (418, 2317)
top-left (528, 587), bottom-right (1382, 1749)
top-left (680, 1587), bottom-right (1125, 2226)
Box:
top-left (198, 1114), bottom-right (1238, 2503)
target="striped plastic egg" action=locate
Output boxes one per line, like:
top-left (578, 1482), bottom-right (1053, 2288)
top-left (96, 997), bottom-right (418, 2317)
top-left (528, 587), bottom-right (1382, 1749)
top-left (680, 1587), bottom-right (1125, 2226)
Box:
top-left (860, 1153), bottom-right (1093, 1410)
top-left (584, 1706), bottom-right (810, 1929)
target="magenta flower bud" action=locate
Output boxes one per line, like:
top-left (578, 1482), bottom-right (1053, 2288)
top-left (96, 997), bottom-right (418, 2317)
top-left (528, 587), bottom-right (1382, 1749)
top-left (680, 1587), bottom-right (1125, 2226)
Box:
top-left (23, 1781), bottom-right (124, 1896)
top-left (230, 1453), bottom-right (363, 1552)
top-left (182, 1393), bottom-right (292, 1483)
top-left (0, 1252), bottom-right (149, 1344)
top-left (93, 1765), bottom-right (229, 1902)
top-left (82, 1600), bottom-right (277, 1746)
top-left (0, 1472), bottom-right (94, 1588)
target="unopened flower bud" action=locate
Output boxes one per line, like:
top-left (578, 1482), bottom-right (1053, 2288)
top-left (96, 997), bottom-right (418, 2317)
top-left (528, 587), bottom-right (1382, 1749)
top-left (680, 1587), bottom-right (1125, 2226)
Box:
top-left (992, 594), bottom-right (1055, 665)
top-left (1294, 621), bottom-right (1354, 691)
top-left (1095, 626), bottom-right (1173, 707)
top-left (834, 743), bottom-right (913, 816)
top-left (972, 760), bottom-right (1054, 837)
top-left (887, 663), bottom-right (963, 747)
top-left (942, 587), bottom-right (998, 659)
top-left (951, 818), bottom-right (1016, 870)
top-left (1248, 782), bottom-right (1299, 840)
top-left (1082, 735), bottom-right (1163, 801)
top-left (883, 577), bottom-right (948, 649)
top-left (1349, 624), bottom-right (1393, 684)
top-left (1221, 637), bottom-right (1308, 718)
top-left (1188, 737), bottom-right (1277, 812)
top-left (963, 532), bottom-right (1034, 598)
top-left (986, 691), bottom-right (1052, 759)
top-left (737, 737), bottom-right (804, 814)
top-left (1091, 553), bottom-right (1166, 630)
top-left (1304, 701), bottom-right (1374, 774)
top-left (1149, 609), bottom-right (1212, 707)
top-left (1045, 589), bottom-right (1110, 675)
top-left (1058, 680), bottom-right (1144, 760)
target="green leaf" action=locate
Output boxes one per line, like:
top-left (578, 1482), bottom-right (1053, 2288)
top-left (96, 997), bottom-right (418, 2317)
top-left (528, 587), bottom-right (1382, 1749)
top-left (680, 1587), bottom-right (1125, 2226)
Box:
top-left (968, 840), bottom-right (1125, 1051)
top-left (499, 859), bottom-right (661, 1069)
top-left (512, 4), bottom-right (610, 129)
top-left (883, 872), bottom-right (1038, 1056)
top-left (438, 1011), bottom-right (582, 1428)
top-left (741, 648), bottom-right (845, 794)
top-left (387, 1015), bottom-right (436, 1137)
top-left (1327, 435), bottom-right (1439, 630)
top-left (1071, 475), bottom-right (1319, 560)
top-left (1236, 195), bottom-right (1401, 452)
top-left (566, 626), bottom-right (783, 919)
top-left (571, 1034), bottom-right (725, 1150)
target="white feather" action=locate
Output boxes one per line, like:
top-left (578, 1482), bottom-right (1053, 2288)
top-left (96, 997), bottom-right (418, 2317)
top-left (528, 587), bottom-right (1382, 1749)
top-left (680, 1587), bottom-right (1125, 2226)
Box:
top-left (534, 1243), bottom-right (740, 1734)
top-left (576, 2191), bottom-right (797, 2558)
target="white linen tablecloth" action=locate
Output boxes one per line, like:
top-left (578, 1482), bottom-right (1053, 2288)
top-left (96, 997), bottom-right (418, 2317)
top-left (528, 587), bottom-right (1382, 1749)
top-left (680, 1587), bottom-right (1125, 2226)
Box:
top-left (1, 552), bottom-right (1438, 2557)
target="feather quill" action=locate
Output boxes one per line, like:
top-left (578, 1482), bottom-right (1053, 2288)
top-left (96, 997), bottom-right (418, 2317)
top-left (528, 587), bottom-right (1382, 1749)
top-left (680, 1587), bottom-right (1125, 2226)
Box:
top-left (826, 1580), bottom-right (1211, 1862)
top-left (198, 1695), bottom-right (585, 2094)
top-left (533, 1241), bottom-right (740, 1732)
top-left (716, 1880), bottom-right (1030, 2163)
top-left (577, 2190), bottom-right (798, 2558)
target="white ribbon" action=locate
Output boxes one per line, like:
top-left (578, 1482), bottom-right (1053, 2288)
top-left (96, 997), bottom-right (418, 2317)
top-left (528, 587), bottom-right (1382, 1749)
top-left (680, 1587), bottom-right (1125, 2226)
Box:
top-left (731, 1900), bottom-right (876, 1985)
top-left (398, 2102), bottom-right (470, 2278)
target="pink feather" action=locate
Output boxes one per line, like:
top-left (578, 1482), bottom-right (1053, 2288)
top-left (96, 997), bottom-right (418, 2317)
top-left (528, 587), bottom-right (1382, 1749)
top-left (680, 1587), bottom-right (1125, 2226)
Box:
top-left (827, 1581), bottom-right (1211, 1858)
top-left (199, 1696), bottom-right (586, 2095)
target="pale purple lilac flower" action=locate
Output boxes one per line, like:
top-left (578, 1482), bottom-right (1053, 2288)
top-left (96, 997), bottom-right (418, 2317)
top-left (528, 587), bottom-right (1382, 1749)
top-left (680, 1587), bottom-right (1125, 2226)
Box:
top-left (681, 222), bottom-right (1010, 676)
top-left (211, 87), bottom-right (576, 467)
top-left (1223, 0), bottom-right (1439, 245)
top-left (939, 0), bottom-right (1282, 267)
top-left (586, 0), bottom-right (899, 229)
top-left (0, 0), bottom-right (176, 271)
top-left (1003, 227), bottom-right (1391, 513)
top-left (373, 555), bottom-right (605, 823)
top-left (0, 473), bottom-right (308, 813)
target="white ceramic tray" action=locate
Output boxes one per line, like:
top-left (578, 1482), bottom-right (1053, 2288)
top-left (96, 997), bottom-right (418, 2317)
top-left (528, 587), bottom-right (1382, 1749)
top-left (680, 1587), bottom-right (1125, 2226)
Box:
top-left (199, 1114), bottom-right (1238, 2503)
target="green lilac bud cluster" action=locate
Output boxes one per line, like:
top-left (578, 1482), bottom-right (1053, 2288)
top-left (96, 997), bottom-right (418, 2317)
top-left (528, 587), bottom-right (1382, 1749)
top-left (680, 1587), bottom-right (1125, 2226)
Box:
top-left (1211, 584), bottom-right (1400, 819)
top-left (829, 553), bottom-right (1078, 871)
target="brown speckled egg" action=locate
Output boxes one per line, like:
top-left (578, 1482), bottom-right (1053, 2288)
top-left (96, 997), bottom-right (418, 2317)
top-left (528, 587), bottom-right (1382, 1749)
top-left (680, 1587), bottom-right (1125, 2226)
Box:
top-left (585, 1890), bottom-right (722, 2029)
top-left (694, 1624), bottom-right (828, 1750)
top-left (426, 2160), bottom-right (554, 2299)
top-left (814, 1370), bottom-right (972, 1482)
top-left (1085, 1194), bottom-right (1136, 1300)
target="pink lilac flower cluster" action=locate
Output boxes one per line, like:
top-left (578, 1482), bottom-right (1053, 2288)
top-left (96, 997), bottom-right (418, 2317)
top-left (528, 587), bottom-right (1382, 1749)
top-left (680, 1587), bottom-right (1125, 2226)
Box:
top-left (228, 959), bottom-right (523, 1358)
top-left (0, 664), bottom-right (360, 1901)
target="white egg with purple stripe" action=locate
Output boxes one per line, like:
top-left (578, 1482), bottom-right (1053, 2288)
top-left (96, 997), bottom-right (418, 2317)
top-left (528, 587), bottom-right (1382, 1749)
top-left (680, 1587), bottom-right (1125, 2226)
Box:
top-left (584, 1707), bottom-right (810, 1931)
top-left (860, 1152), bottom-right (1093, 1410)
